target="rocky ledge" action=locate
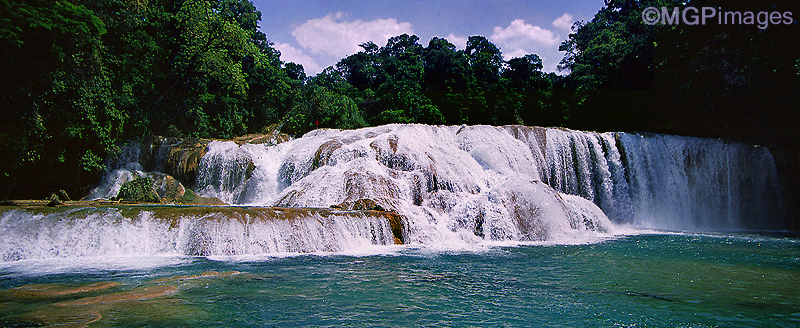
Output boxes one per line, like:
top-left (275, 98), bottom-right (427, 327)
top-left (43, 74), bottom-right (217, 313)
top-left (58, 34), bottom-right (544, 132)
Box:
top-left (0, 203), bottom-right (406, 246)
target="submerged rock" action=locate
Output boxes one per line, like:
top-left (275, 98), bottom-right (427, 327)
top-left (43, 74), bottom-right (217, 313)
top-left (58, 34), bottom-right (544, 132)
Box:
top-left (55, 285), bottom-right (178, 306)
top-left (4, 282), bottom-right (119, 299)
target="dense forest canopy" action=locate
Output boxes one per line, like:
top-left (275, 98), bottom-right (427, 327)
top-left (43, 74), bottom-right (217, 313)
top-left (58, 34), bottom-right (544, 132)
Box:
top-left (0, 0), bottom-right (798, 199)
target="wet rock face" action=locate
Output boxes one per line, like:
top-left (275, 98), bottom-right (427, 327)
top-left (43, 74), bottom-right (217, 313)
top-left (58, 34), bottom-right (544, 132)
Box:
top-left (141, 136), bottom-right (211, 188)
top-left (152, 173), bottom-right (185, 201)
top-left (139, 132), bottom-right (292, 189)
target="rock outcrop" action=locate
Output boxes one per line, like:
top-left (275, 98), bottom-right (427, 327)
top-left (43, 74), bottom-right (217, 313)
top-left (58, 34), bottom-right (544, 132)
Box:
top-left (141, 136), bottom-right (211, 188)
top-left (232, 132), bottom-right (292, 145)
top-left (138, 131), bottom-right (291, 190)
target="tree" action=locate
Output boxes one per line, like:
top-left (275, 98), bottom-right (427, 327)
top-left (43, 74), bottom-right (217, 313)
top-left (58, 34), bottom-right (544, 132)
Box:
top-left (337, 42), bottom-right (379, 91)
top-left (372, 34), bottom-right (443, 124)
top-left (0, 0), bottom-right (297, 199)
top-left (496, 54), bottom-right (550, 125)
top-left (283, 85), bottom-right (366, 135)
top-left (0, 0), bottom-right (124, 199)
top-left (422, 37), bottom-right (473, 124)
top-left (558, 0), bottom-right (800, 144)
top-left (464, 36), bottom-right (503, 124)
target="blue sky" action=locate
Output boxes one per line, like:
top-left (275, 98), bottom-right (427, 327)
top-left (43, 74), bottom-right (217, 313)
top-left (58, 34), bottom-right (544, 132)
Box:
top-left (251, 0), bottom-right (606, 75)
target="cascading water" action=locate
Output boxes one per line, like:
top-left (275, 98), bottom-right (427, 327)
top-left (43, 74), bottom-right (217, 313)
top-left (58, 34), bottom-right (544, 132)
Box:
top-left (615, 133), bottom-right (781, 231)
top-left (195, 124), bottom-right (781, 233)
top-left (84, 143), bottom-right (146, 200)
top-left (0, 207), bottom-right (399, 262)
top-left (543, 130), bottom-right (781, 231)
top-left (194, 124), bottom-right (614, 246)
top-left (0, 124), bottom-right (784, 261)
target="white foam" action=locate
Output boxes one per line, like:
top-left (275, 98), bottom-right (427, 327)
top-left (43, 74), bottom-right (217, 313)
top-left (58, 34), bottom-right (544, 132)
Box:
top-left (25, 123), bottom-right (779, 263)
top-left (194, 124), bottom-right (617, 248)
top-left (0, 254), bottom-right (189, 277)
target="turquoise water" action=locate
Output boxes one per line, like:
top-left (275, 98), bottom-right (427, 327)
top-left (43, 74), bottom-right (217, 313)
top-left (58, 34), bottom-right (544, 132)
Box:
top-left (2, 233), bottom-right (799, 327)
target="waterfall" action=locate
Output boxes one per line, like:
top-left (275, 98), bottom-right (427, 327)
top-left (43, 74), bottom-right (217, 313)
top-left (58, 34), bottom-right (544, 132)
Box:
top-left (4, 124), bottom-right (782, 262)
top-left (193, 125), bottom-right (614, 245)
top-left (193, 124), bottom-right (782, 234)
top-left (84, 143), bottom-right (145, 200)
top-left (543, 130), bottom-right (782, 231)
top-left (615, 133), bottom-right (781, 231)
top-left (0, 207), bottom-right (398, 261)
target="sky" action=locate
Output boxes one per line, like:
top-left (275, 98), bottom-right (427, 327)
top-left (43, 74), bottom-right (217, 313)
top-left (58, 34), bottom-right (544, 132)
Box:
top-left (251, 0), bottom-right (606, 75)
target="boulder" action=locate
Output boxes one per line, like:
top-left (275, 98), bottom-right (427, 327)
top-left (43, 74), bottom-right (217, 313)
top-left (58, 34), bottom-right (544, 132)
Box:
top-left (115, 176), bottom-right (161, 203)
top-left (312, 140), bottom-right (343, 170)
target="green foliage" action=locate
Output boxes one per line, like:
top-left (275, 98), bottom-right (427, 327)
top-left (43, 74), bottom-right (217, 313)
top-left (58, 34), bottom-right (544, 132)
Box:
top-left (0, 0), bottom-right (121, 199)
top-left (116, 176), bottom-right (160, 203)
top-left (422, 37), bottom-right (473, 124)
top-left (0, 0), bottom-right (295, 199)
top-left (558, 0), bottom-right (800, 143)
top-left (4, 0), bottom-right (794, 199)
top-left (284, 85), bottom-right (367, 135)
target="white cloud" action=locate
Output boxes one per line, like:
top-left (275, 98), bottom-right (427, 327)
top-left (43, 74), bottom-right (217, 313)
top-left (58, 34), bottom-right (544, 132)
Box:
top-left (490, 19), bottom-right (565, 73)
top-left (445, 33), bottom-right (467, 50)
top-left (552, 13), bottom-right (575, 30)
top-left (291, 12), bottom-right (414, 59)
top-left (491, 19), bottom-right (559, 47)
top-left (273, 42), bottom-right (323, 75)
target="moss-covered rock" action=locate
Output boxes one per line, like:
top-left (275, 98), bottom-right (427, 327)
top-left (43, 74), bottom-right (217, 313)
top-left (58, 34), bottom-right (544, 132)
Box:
top-left (180, 188), bottom-right (197, 203)
top-left (140, 136), bottom-right (210, 188)
top-left (178, 188), bottom-right (226, 205)
top-left (116, 177), bottom-right (161, 203)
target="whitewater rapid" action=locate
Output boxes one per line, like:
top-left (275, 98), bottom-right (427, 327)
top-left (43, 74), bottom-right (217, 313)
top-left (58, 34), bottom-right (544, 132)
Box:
top-left (1, 124), bottom-right (783, 261)
top-left (194, 125), bottom-right (780, 232)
